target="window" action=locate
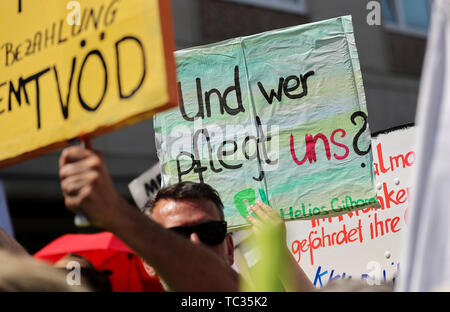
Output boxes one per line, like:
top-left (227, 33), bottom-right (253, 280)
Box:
top-left (224, 0), bottom-right (307, 14)
top-left (381, 0), bottom-right (434, 36)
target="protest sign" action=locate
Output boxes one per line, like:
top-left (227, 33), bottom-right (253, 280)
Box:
top-left (0, 0), bottom-right (177, 167)
top-left (128, 162), bottom-right (162, 211)
top-left (154, 16), bottom-right (380, 231)
top-left (284, 126), bottom-right (415, 288)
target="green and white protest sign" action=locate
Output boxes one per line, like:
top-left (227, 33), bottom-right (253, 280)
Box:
top-left (154, 16), bottom-right (380, 231)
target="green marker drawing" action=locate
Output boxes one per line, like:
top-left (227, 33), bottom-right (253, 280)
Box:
top-left (233, 188), bottom-right (256, 221)
top-left (234, 188), bottom-right (272, 221)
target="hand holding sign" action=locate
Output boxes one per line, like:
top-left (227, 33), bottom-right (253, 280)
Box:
top-left (246, 202), bottom-right (286, 244)
top-left (59, 146), bottom-right (127, 230)
top-left (74, 138), bottom-right (92, 227)
top-left (246, 201), bottom-right (316, 292)
top-left (0, 0), bottom-right (177, 167)
top-left (1, 0), bottom-right (177, 226)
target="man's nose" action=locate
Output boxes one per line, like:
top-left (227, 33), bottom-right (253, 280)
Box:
top-left (190, 232), bottom-right (202, 244)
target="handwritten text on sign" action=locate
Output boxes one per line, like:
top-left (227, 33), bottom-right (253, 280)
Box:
top-left (129, 162), bottom-right (162, 211)
top-left (286, 127), bottom-right (415, 288)
top-left (154, 16), bottom-right (379, 231)
top-left (0, 0), bottom-right (176, 167)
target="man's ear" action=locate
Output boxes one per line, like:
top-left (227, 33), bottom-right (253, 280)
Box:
top-left (225, 234), bottom-right (234, 265)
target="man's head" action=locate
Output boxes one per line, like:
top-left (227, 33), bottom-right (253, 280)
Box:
top-left (144, 182), bottom-right (234, 266)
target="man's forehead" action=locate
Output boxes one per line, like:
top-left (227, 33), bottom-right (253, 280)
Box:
top-left (151, 198), bottom-right (221, 226)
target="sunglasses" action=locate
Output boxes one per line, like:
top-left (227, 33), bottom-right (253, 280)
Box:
top-left (168, 221), bottom-right (228, 246)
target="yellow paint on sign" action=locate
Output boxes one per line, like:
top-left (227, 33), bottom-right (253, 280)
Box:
top-left (0, 0), bottom-right (177, 167)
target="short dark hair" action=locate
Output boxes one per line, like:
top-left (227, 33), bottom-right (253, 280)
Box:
top-left (144, 182), bottom-right (224, 220)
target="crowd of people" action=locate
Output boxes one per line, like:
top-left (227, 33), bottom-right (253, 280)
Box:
top-left (0, 146), bottom-right (394, 292)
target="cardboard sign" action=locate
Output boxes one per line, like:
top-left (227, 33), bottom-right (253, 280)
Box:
top-left (128, 162), bottom-right (162, 211)
top-left (154, 16), bottom-right (379, 231)
top-left (0, 0), bottom-right (177, 167)
top-left (284, 126), bottom-right (415, 288)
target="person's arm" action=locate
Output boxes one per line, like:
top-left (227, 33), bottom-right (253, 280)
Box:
top-left (0, 227), bottom-right (29, 256)
top-left (246, 202), bottom-right (316, 292)
top-left (59, 146), bottom-right (239, 292)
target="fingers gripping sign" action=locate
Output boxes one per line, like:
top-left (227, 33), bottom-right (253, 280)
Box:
top-left (63, 139), bottom-right (95, 227)
top-left (59, 144), bottom-right (122, 229)
top-left (242, 201), bottom-right (287, 291)
top-left (246, 202), bottom-right (287, 243)
top-left (244, 201), bottom-right (316, 292)
top-left (60, 141), bottom-right (94, 227)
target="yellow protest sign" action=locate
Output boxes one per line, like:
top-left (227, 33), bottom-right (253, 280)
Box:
top-left (0, 0), bottom-right (177, 167)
